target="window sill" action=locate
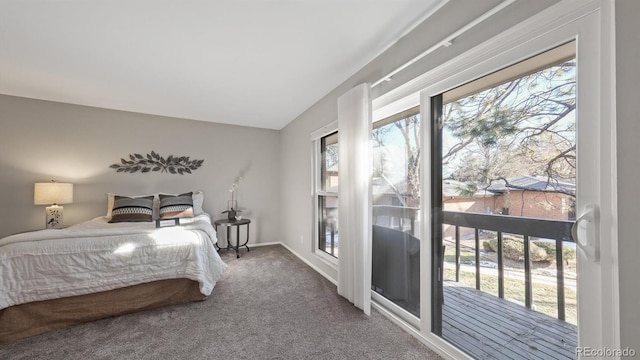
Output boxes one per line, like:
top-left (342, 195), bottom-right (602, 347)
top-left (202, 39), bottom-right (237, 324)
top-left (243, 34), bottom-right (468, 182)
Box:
top-left (313, 249), bottom-right (338, 269)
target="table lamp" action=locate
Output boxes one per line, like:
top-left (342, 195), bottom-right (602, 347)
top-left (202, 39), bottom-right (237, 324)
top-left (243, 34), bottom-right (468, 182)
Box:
top-left (34, 181), bottom-right (73, 229)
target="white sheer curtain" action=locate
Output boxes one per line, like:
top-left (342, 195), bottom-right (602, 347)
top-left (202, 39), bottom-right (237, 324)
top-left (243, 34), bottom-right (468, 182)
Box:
top-left (337, 83), bottom-right (372, 315)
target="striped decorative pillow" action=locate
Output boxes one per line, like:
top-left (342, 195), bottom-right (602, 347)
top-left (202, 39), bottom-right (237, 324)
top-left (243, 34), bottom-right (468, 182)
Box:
top-left (108, 195), bottom-right (154, 223)
top-left (159, 192), bottom-right (194, 219)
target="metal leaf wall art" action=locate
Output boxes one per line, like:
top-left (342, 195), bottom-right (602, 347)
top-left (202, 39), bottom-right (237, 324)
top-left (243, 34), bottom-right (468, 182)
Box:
top-left (110, 151), bottom-right (204, 175)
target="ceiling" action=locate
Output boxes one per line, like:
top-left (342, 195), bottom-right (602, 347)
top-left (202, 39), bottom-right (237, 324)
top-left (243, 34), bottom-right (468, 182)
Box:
top-left (0, 0), bottom-right (443, 129)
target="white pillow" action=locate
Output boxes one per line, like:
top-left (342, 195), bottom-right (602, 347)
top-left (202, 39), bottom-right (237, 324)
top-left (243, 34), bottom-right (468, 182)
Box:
top-left (192, 190), bottom-right (205, 216)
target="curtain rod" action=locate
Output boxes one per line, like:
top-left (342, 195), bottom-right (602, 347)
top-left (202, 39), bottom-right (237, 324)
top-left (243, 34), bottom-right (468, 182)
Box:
top-left (371, 0), bottom-right (515, 88)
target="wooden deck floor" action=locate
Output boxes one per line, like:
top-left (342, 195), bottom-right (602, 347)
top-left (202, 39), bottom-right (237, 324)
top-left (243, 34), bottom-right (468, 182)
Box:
top-left (442, 281), bottom-right (577, 359)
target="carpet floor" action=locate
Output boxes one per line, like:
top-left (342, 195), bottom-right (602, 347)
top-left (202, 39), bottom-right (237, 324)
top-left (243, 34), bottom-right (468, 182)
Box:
top-left (0, 244), bottom-right (442, 360)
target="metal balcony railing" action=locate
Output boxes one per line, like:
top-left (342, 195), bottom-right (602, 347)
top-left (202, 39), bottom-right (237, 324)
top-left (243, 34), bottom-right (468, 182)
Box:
top-left (442, 211), bottom-right (575, 321)
top-left (373, 205), bottom-right (419, 234)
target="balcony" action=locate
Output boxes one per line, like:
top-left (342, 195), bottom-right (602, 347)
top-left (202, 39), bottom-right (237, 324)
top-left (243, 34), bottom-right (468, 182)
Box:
top-left (442, 210), bottom-right (577, 358)
top-left (443, 281), bottom-right (577, 359)
top-left (372, 205), bottom-right (578, 359)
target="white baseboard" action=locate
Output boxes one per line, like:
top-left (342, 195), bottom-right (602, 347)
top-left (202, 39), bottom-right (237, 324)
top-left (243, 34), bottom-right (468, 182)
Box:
top-left (248, 241), bottom-right (281, 248)
top-left (247, 242), bottom-right (337, 285)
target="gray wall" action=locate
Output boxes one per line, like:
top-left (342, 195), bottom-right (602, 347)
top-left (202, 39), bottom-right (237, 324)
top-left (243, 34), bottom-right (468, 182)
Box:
top-left (0, 94), bottom-right (281, 245)
top-left (616, 0), bottom-right (640, 351)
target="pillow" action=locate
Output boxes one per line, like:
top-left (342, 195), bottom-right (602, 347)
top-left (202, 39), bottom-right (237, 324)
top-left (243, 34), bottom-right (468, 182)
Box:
top-left (107, 193), bottom-right (160, 218)
top-left (159, 192), bottom-right (194, 219)
top-left (108, 195), bottom-right (155, 223)
top-left (156, 190), bottom-right (205, 215)
top-left (107, 193), bottom-right (116, 217)
top-left (192, 190), bottom-right (205, 216)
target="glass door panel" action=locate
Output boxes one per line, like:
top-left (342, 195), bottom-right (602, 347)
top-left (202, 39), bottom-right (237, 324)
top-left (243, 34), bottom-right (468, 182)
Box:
top-left (371, 108), bottom-right (421, 317)
top-left (432, 44), bottom-right (578, 358)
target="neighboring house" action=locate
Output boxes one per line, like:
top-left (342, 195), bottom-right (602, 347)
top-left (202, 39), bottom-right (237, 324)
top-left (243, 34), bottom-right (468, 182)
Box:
top-left (373, 178), bottom-right (419, 234)
top-left (484, 175), bottom-right (576, 220)
top-left (443, 175), bottom-right (575, 219)
top-left (372, 178), bottom-right (414, 207)
top-left (373, 175), bottom-right (575, 240)
top-left (443, 176), bottom-right (575, 239)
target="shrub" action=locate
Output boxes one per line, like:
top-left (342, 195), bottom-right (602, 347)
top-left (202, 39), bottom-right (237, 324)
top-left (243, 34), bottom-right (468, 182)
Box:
top-left (483, 240), bottom-right (493, 252)
top-left (533, 240), bottom-right (576, 262)
top-left (485, 237), bottom-right (548, 262)
top-left (534, 241), bottom-right (555, 256)
top-left (484, 240), bottom-right (496, 252)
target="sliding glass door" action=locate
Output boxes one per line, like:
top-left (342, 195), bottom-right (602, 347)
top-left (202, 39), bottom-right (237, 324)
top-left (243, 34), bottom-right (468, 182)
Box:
top-left (431, 44), bottom-right (580, 358)
top-left (370, 8), bottom-right (614, 358)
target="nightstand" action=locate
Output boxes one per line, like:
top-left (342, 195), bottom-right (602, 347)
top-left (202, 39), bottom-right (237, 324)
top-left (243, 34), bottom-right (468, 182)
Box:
top-left (213, 218), bottom-right (251, 258)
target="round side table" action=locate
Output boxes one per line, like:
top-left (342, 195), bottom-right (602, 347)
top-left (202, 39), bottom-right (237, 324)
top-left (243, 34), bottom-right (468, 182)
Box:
top-left (213, 218), bottom-right (251, 258)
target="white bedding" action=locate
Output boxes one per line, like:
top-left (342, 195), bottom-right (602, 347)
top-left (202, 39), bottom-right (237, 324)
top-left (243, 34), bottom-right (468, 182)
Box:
top-left (0, 214), bottom-right (227, 310)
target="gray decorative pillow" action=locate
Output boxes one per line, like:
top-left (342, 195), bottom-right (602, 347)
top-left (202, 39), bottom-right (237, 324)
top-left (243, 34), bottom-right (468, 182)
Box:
top-left (109, 195), bottom-right (154, 223)
top-left (159, 192), bottom-right (194, 219)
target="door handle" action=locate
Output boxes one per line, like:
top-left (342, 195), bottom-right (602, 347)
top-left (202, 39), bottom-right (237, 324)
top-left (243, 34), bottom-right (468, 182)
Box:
top-left (571, 203), bottom-right (599, 262)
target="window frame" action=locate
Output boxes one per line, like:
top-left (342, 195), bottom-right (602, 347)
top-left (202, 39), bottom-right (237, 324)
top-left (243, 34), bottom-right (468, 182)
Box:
top-left (311, 121), bottom-right (339, 266)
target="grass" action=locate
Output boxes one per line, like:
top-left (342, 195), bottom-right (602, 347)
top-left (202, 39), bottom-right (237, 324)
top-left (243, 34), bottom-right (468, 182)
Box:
top-left (444, 248), bottom-right (577, 325)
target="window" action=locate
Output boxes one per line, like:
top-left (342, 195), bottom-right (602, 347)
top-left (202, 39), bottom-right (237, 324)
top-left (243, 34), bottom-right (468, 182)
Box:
top-left (312, 123), bottom-right (339, 259)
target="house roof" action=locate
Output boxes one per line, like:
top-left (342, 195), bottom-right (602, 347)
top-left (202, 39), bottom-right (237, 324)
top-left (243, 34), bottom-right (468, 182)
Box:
top-left (486, 175), bottom-right (576, 195)
top-left (373, 175), bottom-right (576, 200)
top-left (442, 180), bottom-right (481, 198)
top-left (373, 178), bottom-right (414, 197)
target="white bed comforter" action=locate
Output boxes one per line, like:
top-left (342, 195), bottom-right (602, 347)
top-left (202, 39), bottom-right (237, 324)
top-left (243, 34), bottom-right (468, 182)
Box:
top-left (0, 214), bottom-right (227, 310)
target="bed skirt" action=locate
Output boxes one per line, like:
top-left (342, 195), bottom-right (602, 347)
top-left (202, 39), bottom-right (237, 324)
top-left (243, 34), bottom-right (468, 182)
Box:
top-left (0, 279), bottom-right (206, 342)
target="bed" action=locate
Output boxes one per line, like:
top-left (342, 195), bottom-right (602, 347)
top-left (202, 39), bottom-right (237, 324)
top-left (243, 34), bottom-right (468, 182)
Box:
top-left (0, 192), bottom-right (227, 342)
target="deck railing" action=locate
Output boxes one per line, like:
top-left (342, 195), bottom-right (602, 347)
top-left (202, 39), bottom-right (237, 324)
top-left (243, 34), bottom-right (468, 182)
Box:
top-left (320, 217), bottom-right (338, 256)
top-left (371, 206), bottom-right (575, 321)
top-left (442, 211), bottom-right (575, 321)
top-left (372, 205), bottom-right (419, 234)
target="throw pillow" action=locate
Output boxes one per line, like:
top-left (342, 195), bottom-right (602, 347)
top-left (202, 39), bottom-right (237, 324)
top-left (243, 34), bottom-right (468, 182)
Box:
top-left (109, 195), bottom-right (155, 223)
top-left (159, 192), bottom-right (194, 219)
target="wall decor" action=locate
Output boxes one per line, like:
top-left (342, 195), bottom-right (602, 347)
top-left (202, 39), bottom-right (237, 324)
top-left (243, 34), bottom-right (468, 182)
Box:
top-left (110, 151), bottom-right (204, 175)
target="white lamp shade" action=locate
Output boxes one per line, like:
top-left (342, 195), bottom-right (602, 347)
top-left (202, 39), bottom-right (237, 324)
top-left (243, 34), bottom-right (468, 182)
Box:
top-left (34, 182), bottom-right (74, 205)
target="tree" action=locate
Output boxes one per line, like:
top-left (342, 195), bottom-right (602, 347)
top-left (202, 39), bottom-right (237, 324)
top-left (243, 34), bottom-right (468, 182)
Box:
top-left (372, 113), bottom-right (421, 207)
top-left (371, 59), bottom-right (576, 210)
top-left (442, 60), bottom-right (576, 194)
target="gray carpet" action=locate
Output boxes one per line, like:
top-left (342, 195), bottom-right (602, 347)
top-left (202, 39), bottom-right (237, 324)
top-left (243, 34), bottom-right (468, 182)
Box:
top-left (0, 244), bottom-right (442, 359)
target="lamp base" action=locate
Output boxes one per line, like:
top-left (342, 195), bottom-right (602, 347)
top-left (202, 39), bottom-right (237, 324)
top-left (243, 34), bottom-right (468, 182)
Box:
top-left (45, 205), bottom-right (64, 229)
